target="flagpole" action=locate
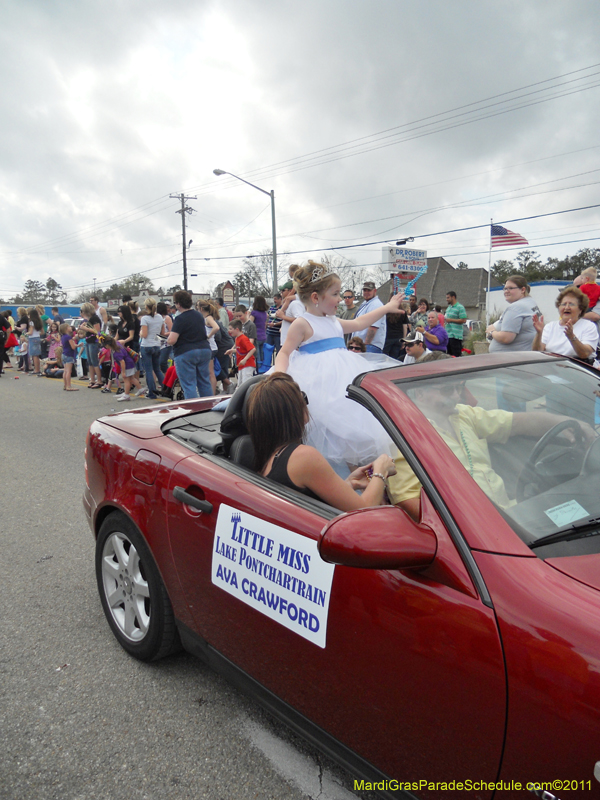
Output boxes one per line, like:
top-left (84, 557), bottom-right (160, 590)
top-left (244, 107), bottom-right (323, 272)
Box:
top-left (487, 217), bottom-right (493, 325)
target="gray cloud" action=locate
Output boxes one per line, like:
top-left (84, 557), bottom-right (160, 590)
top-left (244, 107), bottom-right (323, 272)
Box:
top-left (1, 0), bottom-right (599, 298)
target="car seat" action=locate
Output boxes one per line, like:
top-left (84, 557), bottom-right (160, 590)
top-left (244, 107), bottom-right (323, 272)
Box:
top-left (220, 374), bottom-right (265, 466)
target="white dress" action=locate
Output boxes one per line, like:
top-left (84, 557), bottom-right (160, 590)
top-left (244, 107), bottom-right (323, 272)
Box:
top-left (287, 313), bottom-right (394, 464)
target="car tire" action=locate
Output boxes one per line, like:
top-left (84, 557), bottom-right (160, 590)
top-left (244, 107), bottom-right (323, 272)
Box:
top-left (96, 512), bottom-right (180, 661)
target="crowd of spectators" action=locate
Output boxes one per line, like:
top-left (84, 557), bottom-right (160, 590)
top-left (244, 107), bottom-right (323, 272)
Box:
top-left (2, 265), bottom-right (599, 386)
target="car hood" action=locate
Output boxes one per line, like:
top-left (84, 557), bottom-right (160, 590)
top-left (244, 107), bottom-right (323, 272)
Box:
top-left (546, 554), bottom-right (600, 593)
top-left (97, 397), bottom-right (221, 439)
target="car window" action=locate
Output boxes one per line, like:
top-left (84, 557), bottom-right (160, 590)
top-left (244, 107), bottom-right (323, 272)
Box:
top-left (393, 360), bottom-right (600, 555)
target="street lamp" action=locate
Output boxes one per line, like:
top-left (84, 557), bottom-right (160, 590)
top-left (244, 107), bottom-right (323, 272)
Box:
top-left (213, 169), bottom-right (278, 295)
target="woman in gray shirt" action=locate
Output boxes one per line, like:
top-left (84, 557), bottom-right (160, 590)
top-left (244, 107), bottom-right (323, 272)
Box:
top-left (139, 298), bottom-right (166, 399)
top-left (486, 275), bottom-right (540, 353)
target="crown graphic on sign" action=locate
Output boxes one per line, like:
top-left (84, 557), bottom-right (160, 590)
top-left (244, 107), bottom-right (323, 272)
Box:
top-left (231, 512), bottom-right (241, 524)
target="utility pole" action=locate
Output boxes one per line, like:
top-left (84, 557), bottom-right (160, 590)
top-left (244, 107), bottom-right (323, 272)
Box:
top-left (170, 193), bottom-right (197, 291)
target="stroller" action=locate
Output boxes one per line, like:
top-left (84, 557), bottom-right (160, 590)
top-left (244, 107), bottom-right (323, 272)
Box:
top-left (161, 364), bottom-right (184, 400)
top-left (160, 357), bottom-right (224, 400)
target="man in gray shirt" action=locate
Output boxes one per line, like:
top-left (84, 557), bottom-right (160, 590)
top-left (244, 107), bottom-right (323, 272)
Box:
top-left (354, 281), bottom-right (386, 353)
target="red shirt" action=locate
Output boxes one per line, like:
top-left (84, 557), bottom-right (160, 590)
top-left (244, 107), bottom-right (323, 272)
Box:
top-left (235, 333), bottom-right (256, 368)
top-left (581, 283), bottom-right (600, 309)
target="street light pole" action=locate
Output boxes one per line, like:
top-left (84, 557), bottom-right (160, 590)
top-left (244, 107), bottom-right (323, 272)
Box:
top-left (213, 169), bottom-right (278, 295)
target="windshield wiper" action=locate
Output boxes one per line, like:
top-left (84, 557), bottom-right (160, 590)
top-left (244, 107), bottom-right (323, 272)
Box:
top-left (530, 517), bottom-right (600, 549)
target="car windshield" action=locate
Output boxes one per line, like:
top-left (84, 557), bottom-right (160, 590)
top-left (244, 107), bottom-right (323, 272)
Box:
top-left (395, 360), bottom-right (600, 555)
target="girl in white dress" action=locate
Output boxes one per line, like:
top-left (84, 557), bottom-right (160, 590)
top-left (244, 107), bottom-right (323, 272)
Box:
top-left (274, 261), bottom-right (404, 465)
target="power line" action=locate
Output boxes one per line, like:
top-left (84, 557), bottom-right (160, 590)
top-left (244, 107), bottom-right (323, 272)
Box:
top-left (3, 65), bottom-right (598, 263)
top-left (185, 64), bottom-right (600, 193)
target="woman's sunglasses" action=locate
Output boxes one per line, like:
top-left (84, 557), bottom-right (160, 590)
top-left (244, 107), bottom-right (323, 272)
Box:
top-left (348, 345), bottom-right (362, 351)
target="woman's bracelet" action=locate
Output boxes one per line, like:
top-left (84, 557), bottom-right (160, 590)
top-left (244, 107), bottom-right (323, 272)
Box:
top-left (371, 472), bottom-right (387, 484)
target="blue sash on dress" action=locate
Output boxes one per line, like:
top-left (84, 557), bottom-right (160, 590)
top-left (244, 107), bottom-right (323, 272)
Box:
top-left (298, 337), bottom-right (345, 354)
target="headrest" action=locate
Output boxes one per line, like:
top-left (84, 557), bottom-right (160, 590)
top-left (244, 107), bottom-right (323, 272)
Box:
top-left (220, 374), bottom-right (265, 441)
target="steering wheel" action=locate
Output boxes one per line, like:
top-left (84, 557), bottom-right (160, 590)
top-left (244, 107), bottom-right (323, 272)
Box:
top-left (517, 420), bottom-right (585, 503)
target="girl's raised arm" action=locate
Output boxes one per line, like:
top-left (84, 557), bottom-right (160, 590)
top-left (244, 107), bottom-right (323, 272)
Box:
top-left (339, 291), bottom-right (404, 334)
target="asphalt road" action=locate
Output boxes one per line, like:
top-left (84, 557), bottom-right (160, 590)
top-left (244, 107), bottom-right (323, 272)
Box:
top-left (0, 371), bottom-right (375, 800)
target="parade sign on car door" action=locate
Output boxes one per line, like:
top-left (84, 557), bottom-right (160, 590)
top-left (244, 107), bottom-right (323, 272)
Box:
top-left (212, 505), bottom-right (335, 648)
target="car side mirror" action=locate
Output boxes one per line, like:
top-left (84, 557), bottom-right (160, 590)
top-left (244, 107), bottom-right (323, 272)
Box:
top-left (319, 506), bottom-right (437, 570)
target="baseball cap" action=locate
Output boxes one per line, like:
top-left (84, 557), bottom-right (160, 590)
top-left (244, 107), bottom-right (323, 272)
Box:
top-left (401, 331), bottom-right (424, 344)
top-left (279, 280), bottom-right (294, 291)
top-left (362, 281), bottom-right (376, 290)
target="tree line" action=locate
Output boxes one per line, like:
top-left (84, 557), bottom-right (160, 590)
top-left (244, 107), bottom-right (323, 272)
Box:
top-left (3, 273), bottom-right (182, 306)
top-left (491, 248), bottom-right (600, 285)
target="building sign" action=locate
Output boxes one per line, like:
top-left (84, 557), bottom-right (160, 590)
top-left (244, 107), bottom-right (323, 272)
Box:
top-left (384, 246), bottom-right (427, 279)
top-left (222, 281), bottom-right (235, 304)
top-left (212, 505), bottom-right (335, 648)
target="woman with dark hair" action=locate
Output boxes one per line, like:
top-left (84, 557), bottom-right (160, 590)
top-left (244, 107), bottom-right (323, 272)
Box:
top-left (251, 296), bottom-right (268, 365)
top-left (166, 290), bottom-right (212, 398)
top-left (383, 309), bottom-right (408, 360)
top-left (1, 310), bottom-right (16, 371)
top-left (410, 298), bottom-right (429, 330)
top-left (347, 336), bottom-right (366, 352)
top-left (117, 304), bottom-right (136, 346)
top-left (246, 373), bottom-right (395, 511)
top-left (28, 307), bottom-right (44, 374)
top-left (127, 300), bottom-right (141, 356)
top-left (0, 312), bottom-right (10, 376)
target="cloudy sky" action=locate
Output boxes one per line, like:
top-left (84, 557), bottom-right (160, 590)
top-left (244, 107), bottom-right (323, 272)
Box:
top-left (1, 0), bottom-right (599, 301)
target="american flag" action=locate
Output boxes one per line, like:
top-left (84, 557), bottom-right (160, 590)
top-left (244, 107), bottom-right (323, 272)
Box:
top-left (491, 224), bottom-right (529, 248)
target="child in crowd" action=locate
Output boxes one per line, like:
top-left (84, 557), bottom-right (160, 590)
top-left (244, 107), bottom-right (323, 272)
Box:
top-left (274, 260), bottom-right (403, 465)
top-left (46, 321), bottom-right (61, 359)
top-left (43, 347), bottom-right (64, 378)
top-left (73, 327), bottom-right (88, 379)
top-left (100, 323), bottom-right (122, 394)
top-left (226, 319), bottom-right (256, 387)
top-left (579, 267), bottom-right (600, 309)
top-left (233, 305), bottom-right (257, 347)
top-left (17, 335), bottom-right (29, 372)
top-left (60, 323), bottom-right (79, 391)
top-left (101, 335), bottom-right (143, 401)
top-left (99, 340), bottom-right (113, 392)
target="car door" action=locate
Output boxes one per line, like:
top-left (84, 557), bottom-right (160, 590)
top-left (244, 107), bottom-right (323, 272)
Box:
top-left (166, 452), bottom-right (507, 797)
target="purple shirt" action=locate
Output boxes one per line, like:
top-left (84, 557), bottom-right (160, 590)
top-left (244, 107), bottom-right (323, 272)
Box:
top-left (61, 333), bottom-right (78, 357)
top-left (113, 343), bottom-right (136, 370)
top-left (425, 324), bottom-right (449, 351)
top-left (251, 309), bottom-right (267, 342)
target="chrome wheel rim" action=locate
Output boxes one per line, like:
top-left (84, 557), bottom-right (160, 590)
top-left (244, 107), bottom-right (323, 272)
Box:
top-left (101, 532), bottom-right (151, 643)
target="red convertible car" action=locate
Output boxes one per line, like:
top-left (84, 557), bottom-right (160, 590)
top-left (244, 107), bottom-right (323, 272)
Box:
top-left (84, 352), bottom-right (600, 800)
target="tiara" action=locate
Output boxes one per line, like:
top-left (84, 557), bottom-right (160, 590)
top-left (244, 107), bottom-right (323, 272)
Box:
top-left (309, 265), bottom-right (335, 283)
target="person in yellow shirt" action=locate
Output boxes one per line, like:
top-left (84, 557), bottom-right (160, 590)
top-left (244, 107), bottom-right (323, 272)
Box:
top-left (388, 378), bottom-right (594, 520)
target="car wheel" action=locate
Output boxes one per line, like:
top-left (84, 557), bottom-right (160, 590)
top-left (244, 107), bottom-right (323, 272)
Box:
top-left (96, 512), bottom-right (180, 661)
